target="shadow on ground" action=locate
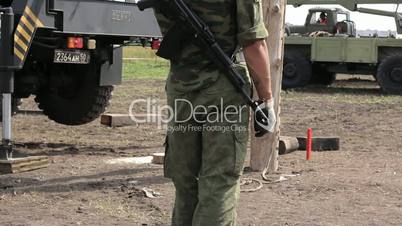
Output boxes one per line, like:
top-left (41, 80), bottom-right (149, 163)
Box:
top-left (0, 167), bottom-right (169, 193)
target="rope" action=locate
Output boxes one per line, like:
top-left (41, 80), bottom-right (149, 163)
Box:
top-left (240, 137), bottom-right (274, 192)
top-left (240, 151), bottom-right (295, 192)
top-left (240, 178), bottom-right (263, 193)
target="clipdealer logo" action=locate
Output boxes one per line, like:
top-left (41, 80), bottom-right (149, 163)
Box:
top-left (128, 98), bottom-right (248, 132)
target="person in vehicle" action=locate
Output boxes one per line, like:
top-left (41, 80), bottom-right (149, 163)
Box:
top-left (318, 12), bottom-right (328, 25)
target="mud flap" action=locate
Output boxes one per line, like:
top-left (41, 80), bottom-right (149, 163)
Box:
top-left (99, 48), bottom-right (123, 86)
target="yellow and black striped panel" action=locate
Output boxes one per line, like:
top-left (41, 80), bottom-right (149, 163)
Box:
top-left (14, 6), bottom-right (44, 65)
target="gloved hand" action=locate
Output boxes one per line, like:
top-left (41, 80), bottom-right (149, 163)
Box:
top-left (253, 98), bottom-right (277, 137)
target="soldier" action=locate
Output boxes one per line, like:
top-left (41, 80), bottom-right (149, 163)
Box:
top-left (156, 0), bottom-right (276, 225)
top-left (318, 12), bottom-right (328, 24)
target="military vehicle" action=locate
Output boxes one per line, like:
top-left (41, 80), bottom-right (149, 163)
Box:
top-left (0, 0), bottom-right (161, 125)
top-left (0, 0), bottom-right (161, 158)
top-left (283, 0), bottom-right (402, 94)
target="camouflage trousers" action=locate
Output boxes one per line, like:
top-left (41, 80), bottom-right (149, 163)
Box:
top-left (165, 75), bottom-right (251, 226)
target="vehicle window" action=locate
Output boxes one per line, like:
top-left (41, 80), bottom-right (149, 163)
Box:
top-left (309, 13), bottom-right (317, 24)
top-left (337, 13), bottom-right (348, 22)
top-left (310, 12), bottom-right (328, 25)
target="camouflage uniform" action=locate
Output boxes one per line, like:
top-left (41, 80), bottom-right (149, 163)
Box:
top-left (157, 0), bottom-right (268, 225)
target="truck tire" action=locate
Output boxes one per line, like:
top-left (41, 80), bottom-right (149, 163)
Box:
top-left (377, 54), bottom-right (402, 94)
top-left (311, 64), bottom-right (336, 86)
top-left (35, 63), bottom-right (113, 125)
top-left (283, 50), bottom-right (312, 89)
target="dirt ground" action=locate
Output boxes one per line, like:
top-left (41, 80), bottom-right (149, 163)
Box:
top-left (0, 75), bottom-right (401, 226)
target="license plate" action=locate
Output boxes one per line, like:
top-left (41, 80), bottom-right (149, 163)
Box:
top-left (54, 49), bottom-right (91, 64)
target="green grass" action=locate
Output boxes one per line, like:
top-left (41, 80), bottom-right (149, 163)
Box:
top-left (122, 46), bottom-right (169, 79)
top-left (123, 59), bottom-right (169, 79)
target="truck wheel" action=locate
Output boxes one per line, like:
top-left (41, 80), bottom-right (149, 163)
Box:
top-left (35, 63), bottom-right (113, 125)
top-left (311, 65), bottom-right (336, 86)
top-left (282, 50), bottom-right (312, 89)
top-left (377, 54), bottom-right (402, 94)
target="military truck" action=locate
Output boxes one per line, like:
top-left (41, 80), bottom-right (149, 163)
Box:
top-left (0, 0), bottom-right (161, 158)
top-left (0, 0), bottom-right (161, 126)
top-left (283, 0), bottom-right (402, 94)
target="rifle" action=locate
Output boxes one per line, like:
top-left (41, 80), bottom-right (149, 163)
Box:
top-left (138, 0), bottom-right (272, 135)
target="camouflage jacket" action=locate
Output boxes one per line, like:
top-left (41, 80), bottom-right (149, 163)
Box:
top-left (156, 0), bottom-right (268, 94)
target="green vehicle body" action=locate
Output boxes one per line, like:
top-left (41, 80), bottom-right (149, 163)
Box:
top-left (284, 0), bottom-right (402, 94)
top-left (286, 37), bottom-right (402, 64)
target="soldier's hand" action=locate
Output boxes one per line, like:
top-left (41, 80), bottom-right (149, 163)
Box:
top-left (253, 99), bottom-right (276, 137)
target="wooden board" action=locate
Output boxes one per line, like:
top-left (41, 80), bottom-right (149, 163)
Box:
top-left (0, 156), bottom-right (49, 174)
top-left (100, 113), bottom-right (163, 127)
top-left (297, 137), bottom-right (340, 151)
top-left (152, 153), bottom-right (165, 165)
top-left (279, 136), bottom-right (299, 155)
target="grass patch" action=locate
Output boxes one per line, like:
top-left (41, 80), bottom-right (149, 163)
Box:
top-left (123, 59), bottom-right (169, 79)
top-left (122, 46), bottom-right (169, 79)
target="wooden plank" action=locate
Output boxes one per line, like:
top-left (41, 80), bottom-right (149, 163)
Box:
top-left (279, 136), bottom-right (299, 155)
top-left (0, 156), bottom-right (47, 164)
top-left (0, 163), bottom-right (48, 174)
top-left (10, 159), bottom-right (49, 169)
top-left (250, 0), bottom-right (286, 172)
top-left (11, 162), bottom-right (49, 174)
top-left (1, 158), bottom-right (48, 169)
top-left (152, 153), bottom-right (165, 165)
top-left (297, 137), bottom-right (340, 151)
top-left (0, 156), bottom-right (49, 174)
top-left (100, 113), bottom-right (163, 127)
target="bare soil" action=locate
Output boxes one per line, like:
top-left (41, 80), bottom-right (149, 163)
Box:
top-left (1, 75), bottom-right (402, 226)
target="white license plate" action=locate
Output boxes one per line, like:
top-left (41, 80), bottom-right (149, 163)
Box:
top-left (54, 50), bottom-right (91, 64)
